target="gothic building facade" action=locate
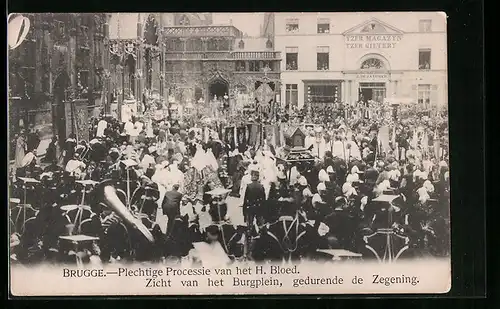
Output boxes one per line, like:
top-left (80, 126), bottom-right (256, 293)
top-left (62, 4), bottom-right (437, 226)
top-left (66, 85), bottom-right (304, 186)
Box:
top-left (106, 13), bottom-right (281, 120)
top-left (8, 13), bottom-right (108, 142)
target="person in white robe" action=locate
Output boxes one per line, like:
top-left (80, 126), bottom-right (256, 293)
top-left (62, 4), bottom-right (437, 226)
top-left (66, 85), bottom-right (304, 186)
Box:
top-left (65, 153), bottom-right (86, 178)
top-left (168, 161), bottom-right (185, 194)
top-left (312, 182), bottom-right (327, 209)
top-left (96, 118), bottom-right (107, 138)
top-left (123, 118), bottom-right (134, 136)
top-left (205, 148), bottom-right (219, 171)
top-left (239, 169), bottom-right (252, 203)
top-left (261, 151), bottom-right (278, 198)
top-left (346, 139), bottom-right (362, 161)
top-left (191, 143), bottom-right (207, 172)
top-left (129, 123), bottom-right (139, 144)
top-left (304, 131), bottom-right (315, 150)
top-left (140, 146), bottom-right (156, 170)
top-left (318, 169), bottom-right (329, 183)
top-left (332, 137), bottom-right (346, 160)
top-left (289, 165), bottom-right (300, 186)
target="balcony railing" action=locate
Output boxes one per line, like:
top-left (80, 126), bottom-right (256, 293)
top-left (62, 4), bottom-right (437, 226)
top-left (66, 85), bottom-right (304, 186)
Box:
top-left (163, 26), bottom-right (243, 38)
top-left (164, 51), bottom-right (281, 60)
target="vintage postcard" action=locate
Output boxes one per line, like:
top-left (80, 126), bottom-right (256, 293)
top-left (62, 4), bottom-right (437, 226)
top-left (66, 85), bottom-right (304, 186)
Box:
top-left (8, 12), bottom-right (450, 296)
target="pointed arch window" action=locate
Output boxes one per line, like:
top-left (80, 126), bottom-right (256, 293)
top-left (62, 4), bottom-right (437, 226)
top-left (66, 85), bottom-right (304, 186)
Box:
top-left (266, 39), bottom-right (273, 48)
top-left (179, 15), bottom-right (190, 26)
top-left (360, 58), bottom-right (385, 70)
top-left (238, 40), bottom-right (245, 49)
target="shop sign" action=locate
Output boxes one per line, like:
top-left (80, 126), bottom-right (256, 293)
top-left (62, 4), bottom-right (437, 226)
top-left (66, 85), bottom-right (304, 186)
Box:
top-left (356, 73), bottom-right (389, 80)
top-left (346, 34), bottom-right (403, 49)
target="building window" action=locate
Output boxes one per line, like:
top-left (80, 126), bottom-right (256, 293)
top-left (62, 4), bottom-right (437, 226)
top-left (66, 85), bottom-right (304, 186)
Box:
top-left (317, 46), bottom-right (329, 70)
top-left (179, 15), bottom-right (190, 26)
top-left (236, 60), bottom-right (246, 71)
top-left (285, 84), bottom-right (298, 107)
top-left (419, 49), bottom-right (431, 70)
top-left (361, 58), bottom-right (385, 70)
top-left (266, 39), bottom-right (273, 49)
top-left (238, 40), bottom-right (245, 49)
top-left (286, 19), bottom-right (299, 33)
top-left (285, 47), bottom-right (298, 70)
top-left (307, 85), bottom-right (338, 104)
top-left (419, 19), bottom-right (432, 32)
top-left (417, 84), bottom-right (431, 107)
top-left (249, 61), bottom-right (261, 72)
top-left (317, 19), bottom-right (330, 33)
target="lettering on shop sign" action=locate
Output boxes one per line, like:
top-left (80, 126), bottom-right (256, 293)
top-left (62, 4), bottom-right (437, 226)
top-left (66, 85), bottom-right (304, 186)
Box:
top-left (356, 74), bottom-right (388, 80)
top-left (345, 35), bottom-right (402, 49)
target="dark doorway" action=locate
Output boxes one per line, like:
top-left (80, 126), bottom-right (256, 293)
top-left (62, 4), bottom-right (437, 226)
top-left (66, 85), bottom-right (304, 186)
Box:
top-left (360, 88), bottom-right (373, 101)
top-left (53, 72), bottom-right (70, 146)
top-left (208, 79), bottom-right (229, 101)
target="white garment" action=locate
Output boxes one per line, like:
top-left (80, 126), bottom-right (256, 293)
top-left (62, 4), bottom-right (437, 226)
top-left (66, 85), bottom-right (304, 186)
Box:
top-left (191, 144), bottom-right (207, 171)
top-left (168, 165), bottom-right (185, 194)
top-left (347, 140), bottom-right (362, 160)
top-left (289, 166), bottom-right (300, 186)
top-left (135, 121), bottom-right (144, 133)
top-left (124, 121), bottom-right (134, 135)
top-left (312, 193), bottom-right (323, 207)
top-left (333, 140), bottom-right (346, 160)
top-left (140, 154), bottom-right (155, 170)
top-left (129, 124), bottom-right (139, 137)
top-left (312, 138), bottom-right (327, 159)
top-left (205, 149), bottom-right (218, 170)
top-left (96, 120), bottom-right (107, 137)
top-left (146, 123), bottom-right (155, 138)
top-left (239, 174), bottom-right (252, 201)
top-left (305, 136), bottom-right (315, 150)
top-left (65, 159), bottom-right (86, 176)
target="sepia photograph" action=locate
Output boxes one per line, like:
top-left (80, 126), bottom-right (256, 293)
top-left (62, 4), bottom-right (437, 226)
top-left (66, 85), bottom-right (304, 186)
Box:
top-left (8, 12), bottom-right (450, 296)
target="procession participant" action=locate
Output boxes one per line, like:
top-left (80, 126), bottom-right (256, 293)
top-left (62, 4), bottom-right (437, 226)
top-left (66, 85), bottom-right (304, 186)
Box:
top-left (305, 129), bottom-right (315, 150)
top-left (42, 137), bottom-right (58, 164)
top-left (162, 184), bottom-right (183, 237)
top-left (65, 153), bottom-right (86, 179)
top-left (168, 160), bottom-right (185, 194)
top-left (26, 125), bottom-right (41, 153)
top-left (139, 146), bottom-right (156, 171)
top-left (207, 189), bottom-right (229, 223)
top-left (129, 123), bottom-right (140, 145)
top-left (312, 182), bottom-right (329, 217)
top-left (123, 117), bottom-right (134, 140)
top-left (63, 134), bottom-right (78, 166)
top-left (243, 168), bottom-right (265, 235)
top-left (96, 117), bottom-right (108, 138)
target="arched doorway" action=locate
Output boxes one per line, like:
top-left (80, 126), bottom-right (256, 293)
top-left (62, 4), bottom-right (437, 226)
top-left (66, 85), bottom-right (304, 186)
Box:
top-left (52, 71), bottom-right (70, 145)
top-left (208, 78), bottom-right (229, 101)
top-left (357, 55), bottom-right (390, 104)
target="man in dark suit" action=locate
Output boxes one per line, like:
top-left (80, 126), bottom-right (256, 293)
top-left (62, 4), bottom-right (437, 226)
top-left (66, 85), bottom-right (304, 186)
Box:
top-left (162, 184), bottom-right (183, 237)
top-left (243, 170), bottom-right (266, 236)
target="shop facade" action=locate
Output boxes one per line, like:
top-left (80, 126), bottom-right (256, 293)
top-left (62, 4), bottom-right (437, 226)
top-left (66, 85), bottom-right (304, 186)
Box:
top-left (274, 12), bottom-right (448, 109)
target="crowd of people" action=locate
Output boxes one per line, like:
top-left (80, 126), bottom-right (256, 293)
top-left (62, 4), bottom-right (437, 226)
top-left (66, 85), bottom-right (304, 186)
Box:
top-left (9, 101), bottom-right (450, 266)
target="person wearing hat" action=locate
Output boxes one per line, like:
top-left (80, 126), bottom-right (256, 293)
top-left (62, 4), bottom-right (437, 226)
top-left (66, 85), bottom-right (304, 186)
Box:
top-left (242, 169), bottom-right (265, 236)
